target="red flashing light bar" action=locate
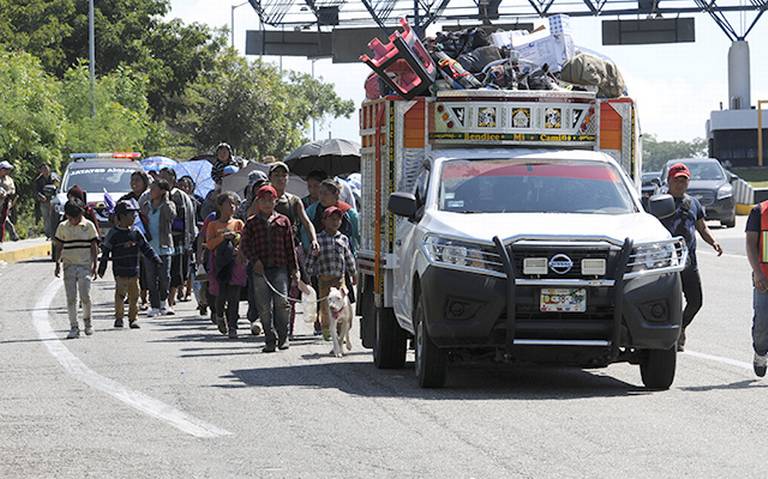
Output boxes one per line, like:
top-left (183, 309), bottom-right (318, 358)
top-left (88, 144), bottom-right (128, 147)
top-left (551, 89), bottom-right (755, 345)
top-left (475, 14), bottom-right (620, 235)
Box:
top-left (70, 152), bottom-right (141, 160)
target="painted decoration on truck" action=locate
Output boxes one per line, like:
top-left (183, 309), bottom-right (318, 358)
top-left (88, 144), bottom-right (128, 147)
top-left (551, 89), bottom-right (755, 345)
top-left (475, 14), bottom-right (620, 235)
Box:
top-left (477, 107), bottom-right (497, 128)
top-left (544, 107), bottom-right (562, 129)
top-left (450, 107), bottom-right (465, 127)
top-left (512, 108), bottom-right (531, 128)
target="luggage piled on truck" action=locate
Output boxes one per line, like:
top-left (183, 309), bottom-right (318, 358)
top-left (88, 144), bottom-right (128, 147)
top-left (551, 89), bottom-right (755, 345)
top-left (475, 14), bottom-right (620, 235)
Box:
top-left (360, 15), bottom-right (627, 100)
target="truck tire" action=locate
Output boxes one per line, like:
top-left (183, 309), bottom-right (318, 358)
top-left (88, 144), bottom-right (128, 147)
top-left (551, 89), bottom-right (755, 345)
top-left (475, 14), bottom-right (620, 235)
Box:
top-left (722, 216), bottom-right (736, 228)
top-left (414, 298), bottom-right (447, 388)
top-left (373, 307), bottom-right (407, 369)
top-left (640, 347), bottom-right (676, 390)
top-left (359, 282), bottom-right (375, 349)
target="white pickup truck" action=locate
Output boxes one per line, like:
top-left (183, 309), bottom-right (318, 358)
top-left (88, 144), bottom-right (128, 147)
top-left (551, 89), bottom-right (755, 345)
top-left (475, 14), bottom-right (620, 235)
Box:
top-left (356, 91), bottom-right (687, 390)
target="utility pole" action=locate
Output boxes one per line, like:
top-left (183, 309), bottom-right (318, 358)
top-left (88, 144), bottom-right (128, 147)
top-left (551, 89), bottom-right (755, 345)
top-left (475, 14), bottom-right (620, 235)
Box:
top-left (230, 1), bottom-right (251, 49)
top-left (89, 0), bottom-right (96, 117)
top-left (311, 58), bottom-right (316, 141)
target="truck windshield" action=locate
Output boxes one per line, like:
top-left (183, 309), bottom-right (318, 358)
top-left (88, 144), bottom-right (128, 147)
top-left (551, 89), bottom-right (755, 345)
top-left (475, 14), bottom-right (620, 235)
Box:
top-left (439, 159), bottom-right (636, 214)
top-left (64, 167), bottom-right (135, 194)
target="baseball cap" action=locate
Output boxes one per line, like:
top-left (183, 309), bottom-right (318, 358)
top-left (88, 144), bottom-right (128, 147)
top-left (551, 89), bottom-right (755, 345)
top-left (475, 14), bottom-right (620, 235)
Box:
top-left (114, 200), bottom-right (139, 216)
top-left (268, 161), bottom-right (289, 176)
top-left (668, 163), bottom-right (691, 180)
top-left (255, 185), bottom-right (278, 199)
top-left (248, 169), bottom-right (269, 185)
top-left (0, 161), bottom-right (13, 170)
top-left (322, 206), bottom-right (344, 219)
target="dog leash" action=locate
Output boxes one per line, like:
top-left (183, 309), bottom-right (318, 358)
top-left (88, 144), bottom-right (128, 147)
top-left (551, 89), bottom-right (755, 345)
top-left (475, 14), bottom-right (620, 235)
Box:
top-left (256, 274), bottom-right (333, 305)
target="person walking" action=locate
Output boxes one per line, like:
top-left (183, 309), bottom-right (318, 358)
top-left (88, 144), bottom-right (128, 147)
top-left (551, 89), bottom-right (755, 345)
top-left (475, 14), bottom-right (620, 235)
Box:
top-left (744, 200), bottom-right (768, 376)
top-left (305, 206), bottom-right (358, 341)
top-left (178, 175), bottom-right (203, 302)
top-left (660, 163), bottom-right (723, 351)
top-left (159, 168), bottom-right (198, 310)
top-left (121, 170), bottom-right (151, 310)
top-left (34, 164), bottom-right (58, 239)
top-left (98, 201), bottom-right (162, 329)
top-left (205, 192), bottom-right (247, 339)
top-left (140, 180), bottom-right (177, 318)
top-left (268, 162), bottom-right (319, 338)
top-left (302, 170), bottom-right (329, 208)
top-left (241, 185), bottom-right (299, 353)
top-left (0, 161), bottom-right (17, 249)
top-left (53, 200), bottom-right (100, 339)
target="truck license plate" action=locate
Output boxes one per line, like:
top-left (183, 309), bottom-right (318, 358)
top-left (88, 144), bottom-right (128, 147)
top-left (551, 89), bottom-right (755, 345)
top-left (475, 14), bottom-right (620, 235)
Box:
top-left (540, 288), bottom-right (587, 313)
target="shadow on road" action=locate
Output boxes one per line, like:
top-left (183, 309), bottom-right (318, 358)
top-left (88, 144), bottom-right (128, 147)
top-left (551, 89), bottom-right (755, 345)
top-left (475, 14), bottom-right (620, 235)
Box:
top-left (680, 379), bottom-right (768, 392)
top-left (214, 361), bottom-right (647, 400)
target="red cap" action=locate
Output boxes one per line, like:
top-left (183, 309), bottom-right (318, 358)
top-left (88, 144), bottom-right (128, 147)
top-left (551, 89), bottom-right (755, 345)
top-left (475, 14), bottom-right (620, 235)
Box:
top-left (255, 185), bottom-right (278, 199)
top-left (668, 163), bottom-right (691, 180)
top-left (322, 206), bottom-right (344, 219)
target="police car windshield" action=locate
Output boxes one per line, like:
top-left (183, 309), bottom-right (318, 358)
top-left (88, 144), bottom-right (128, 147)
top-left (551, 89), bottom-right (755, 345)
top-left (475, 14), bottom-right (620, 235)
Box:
top-left (64, 166), bottom-right (135, 193)
top-left (439, 159), bottom-right (636, 214)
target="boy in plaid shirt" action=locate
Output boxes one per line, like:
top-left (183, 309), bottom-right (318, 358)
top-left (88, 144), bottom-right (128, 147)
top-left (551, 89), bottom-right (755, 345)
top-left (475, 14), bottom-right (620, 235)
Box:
top-left (305, 206), bottom-right (357, 340)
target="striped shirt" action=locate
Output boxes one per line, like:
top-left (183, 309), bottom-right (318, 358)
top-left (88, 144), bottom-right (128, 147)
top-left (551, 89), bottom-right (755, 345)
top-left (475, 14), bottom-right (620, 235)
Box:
top-left (55, 218), bottom-right (99, 266)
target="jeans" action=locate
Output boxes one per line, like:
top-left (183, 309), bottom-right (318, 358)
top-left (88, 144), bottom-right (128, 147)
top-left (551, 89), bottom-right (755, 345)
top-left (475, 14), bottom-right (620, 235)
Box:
top-left (115, 276), bottom-right (140, 323)
top-left (63, 264), bottom-right (92, 329)
top-left (38, 201), bottom-right (53, 238)
top-left (144, 255), bottom-right (171, 309)
top-left (253, 268), bottom-right (291, 347)
top-left (681, 266), bottom-right (703, 330)
top-left (216, 282), bottom-right (241, 331)
top-left (753, 289), bottom-right (768, 355)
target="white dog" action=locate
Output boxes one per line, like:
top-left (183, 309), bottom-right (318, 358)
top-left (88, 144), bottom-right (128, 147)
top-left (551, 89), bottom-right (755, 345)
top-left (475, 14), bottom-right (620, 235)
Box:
top-left (327, 286), bottom-right (353, 357)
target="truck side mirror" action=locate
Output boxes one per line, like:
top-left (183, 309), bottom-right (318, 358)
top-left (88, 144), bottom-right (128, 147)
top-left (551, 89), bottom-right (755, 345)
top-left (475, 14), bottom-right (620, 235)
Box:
top-left (648, 194), bottom-right (676, 220)
top-left (729, 174), bottom-right (740, 183)
top-left (651, 177), bottom-right (661, 187)
top-left (388, 192), bottom-right (418, 219)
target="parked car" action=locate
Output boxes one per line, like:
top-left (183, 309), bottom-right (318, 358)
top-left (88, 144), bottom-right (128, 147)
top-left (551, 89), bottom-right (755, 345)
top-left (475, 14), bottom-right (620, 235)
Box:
top-left (659, 158), bottom-right (737, 228)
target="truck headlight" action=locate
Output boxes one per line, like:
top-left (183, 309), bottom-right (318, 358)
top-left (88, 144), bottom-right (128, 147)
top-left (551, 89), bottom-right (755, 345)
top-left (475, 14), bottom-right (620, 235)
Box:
top-left (423, 236), bottom-right (503, 275)
top-left (717, 184), bottom-right (733, 200)
top-left (626, 239), bottom-right (687, 278)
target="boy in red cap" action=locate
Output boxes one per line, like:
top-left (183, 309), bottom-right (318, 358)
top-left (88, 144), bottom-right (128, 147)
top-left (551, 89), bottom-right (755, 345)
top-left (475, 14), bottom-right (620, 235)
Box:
top-left (660, 162), bottom-right (722, 351)
top-left (305, 206), bottom-right (358, 340)
top-left (241, 185), bottom-right (299, 353)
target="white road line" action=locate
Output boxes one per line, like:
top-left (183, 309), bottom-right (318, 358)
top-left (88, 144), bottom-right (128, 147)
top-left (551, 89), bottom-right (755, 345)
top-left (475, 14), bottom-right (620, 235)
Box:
top-left (684, 350), bottom-right (754, 372)
top-left (33, 279), bottom-right (231, 439)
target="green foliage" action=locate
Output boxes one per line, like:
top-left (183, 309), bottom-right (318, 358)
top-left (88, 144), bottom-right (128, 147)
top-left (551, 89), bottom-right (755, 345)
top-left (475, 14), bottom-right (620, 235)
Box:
top-left (642, 134), bottom-right (708, 172)
top-left (180, 52), bottom-right (355, 159)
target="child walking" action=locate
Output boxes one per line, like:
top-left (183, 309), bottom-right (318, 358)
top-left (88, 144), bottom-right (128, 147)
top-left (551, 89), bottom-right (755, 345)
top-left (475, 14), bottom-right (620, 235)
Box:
top-left (205, 192), bottom-right (247, 339)
top-left (241, 185), bottom-right (299, 353)
top-left (98, 201), bottom-right (162, 329)
top-left (53, 199), bottom-right (100, 339)
top-left (305, 206), bottom-right (357, 340)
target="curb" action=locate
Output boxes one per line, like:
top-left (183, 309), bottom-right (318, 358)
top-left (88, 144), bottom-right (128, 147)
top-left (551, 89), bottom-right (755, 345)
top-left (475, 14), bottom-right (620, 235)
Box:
top-left (0, 242), bottom-right (51, 264)
top-left (736, 204), bottom-right (755, 216)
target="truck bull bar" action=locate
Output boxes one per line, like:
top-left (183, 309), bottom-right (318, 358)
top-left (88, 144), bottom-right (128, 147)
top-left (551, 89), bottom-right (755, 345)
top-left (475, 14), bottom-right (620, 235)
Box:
top-left (492, 236), bottom-right (634, 360)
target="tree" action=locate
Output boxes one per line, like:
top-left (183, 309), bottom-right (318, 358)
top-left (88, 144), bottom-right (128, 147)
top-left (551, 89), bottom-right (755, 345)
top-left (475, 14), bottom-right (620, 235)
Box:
top-left (179, 52), bottom-right (355, 159)
top-left (0, 0), bottom-right (221, 120)
top-left (642, 134), bottom-right (708, 172)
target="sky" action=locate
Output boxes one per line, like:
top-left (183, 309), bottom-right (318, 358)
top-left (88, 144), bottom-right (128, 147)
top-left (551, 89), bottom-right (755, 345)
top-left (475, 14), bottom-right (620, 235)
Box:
top-left (168, 0), bottom-right (768, 143)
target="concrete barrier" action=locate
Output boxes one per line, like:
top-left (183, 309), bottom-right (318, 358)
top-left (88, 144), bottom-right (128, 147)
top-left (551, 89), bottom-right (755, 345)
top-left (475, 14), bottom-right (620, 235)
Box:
top-left (0, 241), bottom-right (51, 264)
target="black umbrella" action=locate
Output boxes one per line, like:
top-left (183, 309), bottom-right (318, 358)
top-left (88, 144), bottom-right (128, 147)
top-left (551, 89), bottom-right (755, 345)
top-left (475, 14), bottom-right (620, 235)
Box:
top-left (284, 138), bottom-right (361, 178)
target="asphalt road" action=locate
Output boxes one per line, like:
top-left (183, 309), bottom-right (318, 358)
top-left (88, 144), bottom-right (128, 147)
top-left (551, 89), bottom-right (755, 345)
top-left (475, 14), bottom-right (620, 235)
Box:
top-left (0, 222), bottom-right (764, 478)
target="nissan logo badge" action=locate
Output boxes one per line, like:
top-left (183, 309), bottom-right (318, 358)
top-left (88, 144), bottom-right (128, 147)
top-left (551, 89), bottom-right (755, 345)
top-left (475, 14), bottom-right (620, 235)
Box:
top-left (549, 254), bottom-right (574, 275)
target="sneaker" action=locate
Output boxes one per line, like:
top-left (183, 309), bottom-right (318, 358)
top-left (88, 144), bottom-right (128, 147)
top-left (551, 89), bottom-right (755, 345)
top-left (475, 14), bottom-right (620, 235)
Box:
top-left (216, 316), bottom-right (228, 335)
top-left (250, 322), bottom-right (262, 336)
top-left (278, 338), bottom-right (290, 351)
top-left (754, 352), bottom-right (767, 377)
top-left (129, 321), bottom-right (140, 329)
top-left (262, 344), bottom-right (277, 353)
top-left (140, 302), bottom-right (149, 311)
top-left (164, 305), bottom-right (175, 316)
top-left (146, 308), bottom-right (160, 318)
top-left (66, 327), bottom-right (80, 339)
top-left (159, 300), bottom-right (168, 315)
top-left (84, 326), bottom-right (94, 336)
top-left (228, 329), bottom-right (239, 340)
top-left (114, 319), bottom-right (124, 328)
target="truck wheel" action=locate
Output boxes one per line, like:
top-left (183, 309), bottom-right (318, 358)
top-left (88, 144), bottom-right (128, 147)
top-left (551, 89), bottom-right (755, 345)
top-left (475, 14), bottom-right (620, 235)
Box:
top-left (414, 298), bottom-right (446, 388)
top-left (373, 307), bottom-right (407, 369)
top-left (640, 347), bottom-right (676, 390)
top-left (359, 283), bottom-right (375, 349)
top-left (722, 216), bottom-right (736, 228)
